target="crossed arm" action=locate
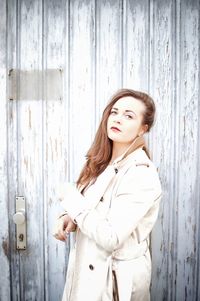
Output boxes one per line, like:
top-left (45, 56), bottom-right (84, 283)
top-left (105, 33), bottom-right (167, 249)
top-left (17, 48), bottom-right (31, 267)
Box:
top-left (53, 165), bottom-right (161, 250)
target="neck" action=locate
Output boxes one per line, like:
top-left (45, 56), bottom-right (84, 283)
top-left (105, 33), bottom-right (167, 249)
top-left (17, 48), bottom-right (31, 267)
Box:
top-left (110, 136), bottom-right (146, 164)
top-left (110, 142), bottom-right (131, 163)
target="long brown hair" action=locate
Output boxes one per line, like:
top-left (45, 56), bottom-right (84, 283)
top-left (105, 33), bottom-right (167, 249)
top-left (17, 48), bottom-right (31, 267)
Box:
top-left (77, 89), bottom-right (156, 191)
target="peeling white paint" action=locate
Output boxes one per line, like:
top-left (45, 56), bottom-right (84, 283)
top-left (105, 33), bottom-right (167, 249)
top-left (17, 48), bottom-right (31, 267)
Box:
top-left (0, 0), bottom-right (199, 300)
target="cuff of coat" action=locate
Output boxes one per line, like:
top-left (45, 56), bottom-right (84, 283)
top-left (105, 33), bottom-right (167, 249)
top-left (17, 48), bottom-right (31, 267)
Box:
top-left (59, 183), bottom-right (91, 222)
top-left (57, 212), bottom-right (68, 219)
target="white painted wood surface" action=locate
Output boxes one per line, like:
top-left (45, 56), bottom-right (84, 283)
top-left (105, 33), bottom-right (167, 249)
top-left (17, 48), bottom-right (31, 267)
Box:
top-left (0, 0), bottom-right (10, 299)
top-left (0, 0), bottom-right (199, 300)
top-left (149, 1), bottom-right (176, 300)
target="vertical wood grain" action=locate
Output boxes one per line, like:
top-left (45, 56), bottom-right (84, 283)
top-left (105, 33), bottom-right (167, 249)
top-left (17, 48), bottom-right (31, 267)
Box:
top-left (123, 0), bottom-right (149, 91)
top-left (7, 0), bottom-right (21, 299)
top-left (149, 0), bottom-right (176, 300)
top-left (0, 0), bottom-right (10, 299)
top-left (69, 0), bottom-right (96, 181)
top-left (15, 0), bottom-right (44, 299)
top-left (175, 0), bottom-right (200, 299)
top-left (1, 0), bottom-right (200, 300)
top-left (95, 0), bottom-right (122, 126)
top-left (43, 0), bottom-right (70, 300)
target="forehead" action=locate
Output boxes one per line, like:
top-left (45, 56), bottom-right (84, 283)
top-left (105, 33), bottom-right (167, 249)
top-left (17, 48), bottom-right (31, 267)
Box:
top-left (113, 96), bottom-right (145, 113)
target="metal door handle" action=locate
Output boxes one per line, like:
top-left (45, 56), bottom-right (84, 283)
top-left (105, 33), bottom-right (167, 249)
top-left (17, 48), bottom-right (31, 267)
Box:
top-left (13, 196), bottom-right (27, 250)
top-left (13, 209), bottom-right (25, 225)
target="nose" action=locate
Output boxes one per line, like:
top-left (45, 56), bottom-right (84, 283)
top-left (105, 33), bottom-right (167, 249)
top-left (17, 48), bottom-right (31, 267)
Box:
top-left (113, 114), bottom-right (122, 124)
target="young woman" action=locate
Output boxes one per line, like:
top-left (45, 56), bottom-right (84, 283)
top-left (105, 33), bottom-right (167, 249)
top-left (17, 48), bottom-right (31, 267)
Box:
top-left (53, 89), bottom-right (162, 301)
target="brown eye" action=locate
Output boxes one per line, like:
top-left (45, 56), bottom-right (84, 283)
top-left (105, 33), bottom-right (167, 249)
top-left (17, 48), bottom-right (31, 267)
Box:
top-left (110, 110), bottom-right (117, 115)
top-left (125, 114), bottom-right (133, 119)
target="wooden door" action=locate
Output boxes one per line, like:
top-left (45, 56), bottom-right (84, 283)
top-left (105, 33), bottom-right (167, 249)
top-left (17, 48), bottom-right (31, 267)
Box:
top-left (0, 0), bottom-right (200, 300)
top-left (1, 0), bottom-right (70, 300)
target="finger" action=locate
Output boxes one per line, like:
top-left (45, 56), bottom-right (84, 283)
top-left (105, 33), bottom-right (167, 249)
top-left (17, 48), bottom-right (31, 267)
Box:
top-left (53, 224), bottom-right (67, 241)
top-left (65, 221), bottom-right (76, 233)
top-left (53, 233), bottom-right (65, 241)
top-left (57, 228), bottom-right (67, 241)
top-left (55, 233), bottom-right (66, 241)
top-left (53, 217), bottom-right (71, 241)
top-left (57, 220), bottom-right (67, 236)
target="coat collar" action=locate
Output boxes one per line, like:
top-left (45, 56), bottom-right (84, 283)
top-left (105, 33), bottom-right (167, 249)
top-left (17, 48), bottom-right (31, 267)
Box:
top-left (81, 137), bottom-right (148, 196)
top-left (82, 137), bottom-right (149, 204)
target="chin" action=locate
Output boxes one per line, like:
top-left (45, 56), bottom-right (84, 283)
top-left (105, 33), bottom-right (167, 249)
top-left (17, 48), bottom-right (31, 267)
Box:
top-left (108, 137), bottom-right (123, 144)
top-left (107, 133), bottom-right (117, 142)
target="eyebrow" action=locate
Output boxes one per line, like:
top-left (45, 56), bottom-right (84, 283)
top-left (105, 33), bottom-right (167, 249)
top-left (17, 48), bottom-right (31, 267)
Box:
top-left (111, 107), bottom-right (137, 115)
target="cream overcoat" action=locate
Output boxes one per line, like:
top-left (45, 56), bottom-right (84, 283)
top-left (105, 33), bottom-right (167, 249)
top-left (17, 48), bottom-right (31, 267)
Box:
top-left (59, 146), bottom-right (162, 301)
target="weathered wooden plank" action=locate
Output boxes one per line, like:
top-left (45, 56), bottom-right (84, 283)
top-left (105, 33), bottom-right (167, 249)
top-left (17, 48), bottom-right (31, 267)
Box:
top-left (148, 1), bottom-right (176, 300)
top-left (95, 0), bottom-right (122, 126)
top-left (0, 0), bottom-right (11, 299)
top-left (69, 0), bottom-right (96, 180)
top-left (123, 0), bottom-right (149, 90)
top-left (14, 0), bottom-right (44, 299)
top-left (43, 0), bottom-right (70, 300)
top-left (7, 0), bottom-right (21, 299)
top-left (175, 0), bottom-right (200, 300)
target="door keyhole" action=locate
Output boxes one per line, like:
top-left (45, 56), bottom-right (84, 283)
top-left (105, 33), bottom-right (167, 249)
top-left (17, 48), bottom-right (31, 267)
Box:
top-left (19, 234), bottom-right (24, 241)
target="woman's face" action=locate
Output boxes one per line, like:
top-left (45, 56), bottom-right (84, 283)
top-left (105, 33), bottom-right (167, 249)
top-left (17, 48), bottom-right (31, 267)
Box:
top-left (107, 97), bottom-right (147, 147)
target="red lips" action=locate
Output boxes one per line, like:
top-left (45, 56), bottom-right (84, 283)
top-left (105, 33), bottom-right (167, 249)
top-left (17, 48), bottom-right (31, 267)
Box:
top-left (111, 126), bottom-right (121, 132)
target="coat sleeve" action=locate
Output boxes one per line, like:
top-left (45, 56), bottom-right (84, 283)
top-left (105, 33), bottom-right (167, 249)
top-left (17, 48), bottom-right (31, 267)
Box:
top-left (60, 165), bottom-right (162, 253)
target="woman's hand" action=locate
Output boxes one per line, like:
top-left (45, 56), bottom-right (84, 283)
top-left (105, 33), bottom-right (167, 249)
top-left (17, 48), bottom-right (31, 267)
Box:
top-left (53, 214), bottom-right (77, 241)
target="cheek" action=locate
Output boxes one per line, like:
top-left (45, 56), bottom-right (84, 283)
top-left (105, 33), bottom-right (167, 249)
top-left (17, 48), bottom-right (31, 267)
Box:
top-left (106, 119), bottom-right (111, 134)
top-left (107, 116), bottom-right (112, 128)
top-left (125, 122), bottom-right (141, 138)
top-left (106, 118), bottom-right (110, 130)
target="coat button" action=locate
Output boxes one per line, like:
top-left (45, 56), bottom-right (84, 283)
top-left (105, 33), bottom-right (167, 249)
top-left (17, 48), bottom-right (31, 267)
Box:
top-left (100, 196), bottom-right (104, 202)
top-left (114, 168), bottom-right (118, 174)
top-left (89, 264), bottom-right (94, 270)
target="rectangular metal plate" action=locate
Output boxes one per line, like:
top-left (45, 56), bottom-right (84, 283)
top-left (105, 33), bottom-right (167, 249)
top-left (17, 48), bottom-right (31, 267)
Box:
top-left (15, 196), bottom-right (27, 250)
top-left (8, 69), bottom-right (63, 101)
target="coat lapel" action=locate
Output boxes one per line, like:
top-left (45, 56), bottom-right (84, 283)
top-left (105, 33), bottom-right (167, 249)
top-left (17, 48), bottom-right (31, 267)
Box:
top-left (85, 137), bottom-right (146, 210)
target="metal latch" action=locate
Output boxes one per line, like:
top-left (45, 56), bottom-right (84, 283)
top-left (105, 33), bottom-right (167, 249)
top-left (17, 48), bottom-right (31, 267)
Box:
top-left (13, 196), bottom-right (27, 250)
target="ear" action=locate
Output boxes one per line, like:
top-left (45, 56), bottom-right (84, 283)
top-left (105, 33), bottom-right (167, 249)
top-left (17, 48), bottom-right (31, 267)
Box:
top-left (139, 124), bottom-right (148, 136)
